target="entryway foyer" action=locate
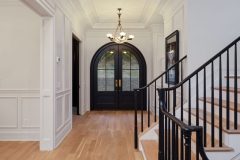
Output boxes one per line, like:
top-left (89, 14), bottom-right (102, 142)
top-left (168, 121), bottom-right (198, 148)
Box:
top-left (0, 0), bottom-right (239, 160)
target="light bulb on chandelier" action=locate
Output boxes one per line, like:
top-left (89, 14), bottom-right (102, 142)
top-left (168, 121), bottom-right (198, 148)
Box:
top-left (106, 8), bottom-right (134, 44)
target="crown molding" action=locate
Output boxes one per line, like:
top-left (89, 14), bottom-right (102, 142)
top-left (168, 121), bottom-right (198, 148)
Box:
top-left (141, 0), bottom-right (162, 25)
top-left (77, 0), bottom-right (164, 28)
top-left (78, 0), bottom-right (98, 26)
top-left (92, 22), bottom-right (146, 29)
top-left (55, 0), bottom-right (91, 36)
top-left (159, 0), bottom-right (184, 18)
top-left (21, 0), bottom-right (55, 16)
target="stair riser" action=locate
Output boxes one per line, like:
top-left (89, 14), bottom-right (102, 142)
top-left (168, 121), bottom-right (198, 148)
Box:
top-left (199, 101), bottom-right (240, 123)
top-left (183, 110), bottom-right (230, 145)
top-left (214, 89), bottom-right (240, 102)
top-left (223, 78), bottom-right (240, 87)
top-left (192, 141), bottom-right (236, 160)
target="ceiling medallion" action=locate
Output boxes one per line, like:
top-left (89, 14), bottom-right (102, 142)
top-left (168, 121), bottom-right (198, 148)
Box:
top-left (106, 8), bottom-right (134, 44)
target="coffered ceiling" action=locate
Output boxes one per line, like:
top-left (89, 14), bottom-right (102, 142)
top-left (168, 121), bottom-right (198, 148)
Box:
top-left (78, 0), bottom-right (165, 28)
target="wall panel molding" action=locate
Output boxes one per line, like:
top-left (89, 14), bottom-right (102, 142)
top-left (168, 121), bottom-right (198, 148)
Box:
top-left (0, 90), bottom-right (40, 140)
top-left (0, 97), bottom-right (18, 128)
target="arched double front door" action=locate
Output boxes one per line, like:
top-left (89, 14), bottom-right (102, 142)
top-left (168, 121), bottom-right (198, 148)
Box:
top-left (91, 43), bottom-right (146, 110)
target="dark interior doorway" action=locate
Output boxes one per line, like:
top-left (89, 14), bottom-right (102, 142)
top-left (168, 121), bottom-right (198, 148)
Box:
top-left (90, 42), bottom-right (147, 110)
top-left (72, 34), bottom-right (80, 115)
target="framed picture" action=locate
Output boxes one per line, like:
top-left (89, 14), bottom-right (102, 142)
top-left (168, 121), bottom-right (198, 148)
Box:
top-left (165, 30), bottom-right (179, 85)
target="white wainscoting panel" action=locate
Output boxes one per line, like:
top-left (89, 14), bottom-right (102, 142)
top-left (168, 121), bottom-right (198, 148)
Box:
top-left (0, 97), bottom-right (18, 128)
top-left (21, 97), bottom-right (40, 128)
top-left (64, 94), bottom-right (70, 122)
top-left (0, 90), bottom-right (40, 140)
top-left (56, 96), bottom-right (64, 132)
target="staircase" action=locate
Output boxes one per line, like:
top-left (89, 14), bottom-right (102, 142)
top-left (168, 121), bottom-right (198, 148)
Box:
top-left (134, 36), bottom-right (240, 160)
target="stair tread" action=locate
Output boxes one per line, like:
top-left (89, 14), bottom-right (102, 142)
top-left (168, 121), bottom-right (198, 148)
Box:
top-left (214, 86), bottom-right (240, 93)
top-left (199, 97), bottom-right (240, 112)
top-left (187, 108), bottom-right (240, 133)
top-left (141, 140), bottom-right (158, 160)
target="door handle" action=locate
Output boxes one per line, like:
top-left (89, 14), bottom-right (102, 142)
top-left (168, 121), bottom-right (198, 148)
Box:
top-left (118, 79), bottom-right (122, 88)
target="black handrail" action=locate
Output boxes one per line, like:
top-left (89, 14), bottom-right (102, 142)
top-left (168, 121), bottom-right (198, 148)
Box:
top-left (164, 36), bottom-right (240, 91)
top-left (134, 55), bottom-right (187, 149)
top-left (137, 55), bottom-right (187, 90)
top-left (158, 88), bottom-right (209, 160)
top-left (158, 36), bottom-right (239, 158)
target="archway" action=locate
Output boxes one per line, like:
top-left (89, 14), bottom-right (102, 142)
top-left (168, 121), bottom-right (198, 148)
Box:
top-left (90, 42), bottom-right (147, 110)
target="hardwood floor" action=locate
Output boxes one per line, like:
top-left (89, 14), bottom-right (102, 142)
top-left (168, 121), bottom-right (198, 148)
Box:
top-left (0, 111), bottom-right (144, 160)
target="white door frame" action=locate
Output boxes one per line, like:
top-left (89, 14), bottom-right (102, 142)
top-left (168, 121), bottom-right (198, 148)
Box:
top-left (21, 0), bottom-right (56, 151)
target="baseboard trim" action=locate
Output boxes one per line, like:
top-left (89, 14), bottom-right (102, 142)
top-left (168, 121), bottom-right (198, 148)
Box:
top-left (54, 120), bottom-right (72, 148)
top-left (0, 130), bottom-right (39, 141)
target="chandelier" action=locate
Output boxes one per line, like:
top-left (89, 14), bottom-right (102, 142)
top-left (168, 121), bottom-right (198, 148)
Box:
top-left (106, 8), bottom-right (134, 44)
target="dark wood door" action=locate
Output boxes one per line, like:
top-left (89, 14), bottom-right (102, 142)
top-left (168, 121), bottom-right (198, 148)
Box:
top-left (91, 43), bottom-right (146, 110)
top-left (72, 35), bottom-right (80, 114)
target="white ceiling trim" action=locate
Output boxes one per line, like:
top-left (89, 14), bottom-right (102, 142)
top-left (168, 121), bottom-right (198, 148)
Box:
top-left (78, 0), bottom-right (98, 26)
top-left (78, 0), bottom-right (165, 29)
top-left (92, 22), bottom-right (146, 29)
top-left (140, 0), bottom-right (161, 25)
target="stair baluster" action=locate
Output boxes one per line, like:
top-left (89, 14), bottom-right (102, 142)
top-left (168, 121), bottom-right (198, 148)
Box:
top-left (134, 55), bottom-right (187, 149)
top-left (157, 36), bottom-right (239, 159)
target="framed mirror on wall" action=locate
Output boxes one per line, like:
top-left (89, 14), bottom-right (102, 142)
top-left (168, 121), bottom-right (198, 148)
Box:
top-left (165, 30), bottom-right (179, 85)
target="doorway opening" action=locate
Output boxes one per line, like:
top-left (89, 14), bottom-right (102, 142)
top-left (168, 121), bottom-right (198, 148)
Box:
top-left (90, 42), bottom-right (147, 110)
top-left (72, 34), bottom-right (80, 115)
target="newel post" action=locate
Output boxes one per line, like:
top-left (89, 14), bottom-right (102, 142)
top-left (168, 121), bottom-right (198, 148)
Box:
top-left (134, 89), bottom-right (139, 149)
top-left (158, 89), bottom-right (165, 160)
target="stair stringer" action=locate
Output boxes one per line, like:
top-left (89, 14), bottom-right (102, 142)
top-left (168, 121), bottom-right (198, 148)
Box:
top-left (138, 123), bottom-right (159, 160)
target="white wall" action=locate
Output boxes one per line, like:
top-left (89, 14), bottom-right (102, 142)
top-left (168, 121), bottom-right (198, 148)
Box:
top-left (161, 0), bottom-right (186, 59)
top-left (84, 29), bottom-right (153, 112)
top-left (0, 3), bottom-right (41, 140)
top-left (150, 24), bottom-right (164, 78)
top-left (158, 0), bottom-right (187, 81)
top-left (186, 0), bottom-right (240, 73)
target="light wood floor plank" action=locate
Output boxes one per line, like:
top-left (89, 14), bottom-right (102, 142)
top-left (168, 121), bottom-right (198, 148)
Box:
top-left (0, 111), bottom-right (144, 160)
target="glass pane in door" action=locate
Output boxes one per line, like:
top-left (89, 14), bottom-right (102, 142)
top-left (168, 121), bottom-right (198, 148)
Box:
top-left (122, 70), bottom-right (131, 91)
top-left (98, 70), bottom-right (105, 91)
top-left (106, 70), bottom-right (114, 91)
top-left (122, 50), bottom-right (140, 91)
top-left (122, 51), bottom-right (131, 69)
top-left (131, 70), bottom-right (139, 90)
top-left (131, 55), bottom-right (139, 69)
top-left (97, 50), bottom-right (115, 91)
